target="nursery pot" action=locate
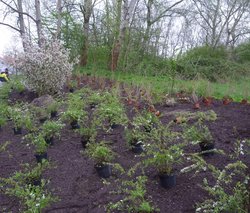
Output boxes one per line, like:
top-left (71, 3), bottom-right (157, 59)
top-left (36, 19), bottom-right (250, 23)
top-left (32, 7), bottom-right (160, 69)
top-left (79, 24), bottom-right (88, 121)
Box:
top-left (193, 102), bottom-right (200, 109)
top-left (203, 97), bottom-right (212, 106)
top-left (159, 173), bottom-right (176, 189)
top-left (131, 142), bottom-right (144, 154)
top-left (241, 99), bottom-right (248, 104)
top-left (45, 137), bottom-right (54, 146)
top-left (81, 135), bottom-right (90, 148)
top-left (70, 120), bottom-right (80, 129)
top-left (26, 177), bottom-right (41, 186)
top-left (223, 99), bottom-right (231, 105)
top-left (13, 127), bottom-right (22, 135)
top-left (35, 152), bottom-right (48, 163)
top-left (111, 123), bottom-right (119, 129)
top-left (50, 111), bottom-right (58, 118)
top-left (199, 142), bottom-right (215, 156)
top-left (90, 103), bottom-right (97, 109)
top-left (95, 163), bottom-right (112, 178)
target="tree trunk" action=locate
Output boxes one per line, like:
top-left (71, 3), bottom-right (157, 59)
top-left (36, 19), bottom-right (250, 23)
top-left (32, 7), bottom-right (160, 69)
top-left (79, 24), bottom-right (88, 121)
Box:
top-left (56, 0), bottom-right (62, 39)
top-left (17, 0), bottom-right (27, 50)
top-left (79, 0), bottom-right (92, 67)
top-left (35, 0), bottom-right (43, 47)
top-left (110, 0), bottom-right (138, 71)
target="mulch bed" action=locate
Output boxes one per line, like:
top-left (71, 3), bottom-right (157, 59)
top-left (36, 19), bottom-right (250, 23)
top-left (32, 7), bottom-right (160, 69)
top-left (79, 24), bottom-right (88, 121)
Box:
top-left (0, 81), bottom-right (250, 213)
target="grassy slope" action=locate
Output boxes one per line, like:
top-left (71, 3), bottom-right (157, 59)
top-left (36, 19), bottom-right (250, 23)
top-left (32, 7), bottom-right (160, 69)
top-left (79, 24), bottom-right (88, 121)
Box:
top-left (79, 67), bottom-right (250, 102)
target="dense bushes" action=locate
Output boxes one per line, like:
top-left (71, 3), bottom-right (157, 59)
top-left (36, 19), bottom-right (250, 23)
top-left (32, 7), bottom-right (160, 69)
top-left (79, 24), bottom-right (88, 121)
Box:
top-left (176, 46), bottom-right (248, 81)
top-left (14, 40), bottom-right (74, 95)
top-left (234, 41), bottom-right (250, 63)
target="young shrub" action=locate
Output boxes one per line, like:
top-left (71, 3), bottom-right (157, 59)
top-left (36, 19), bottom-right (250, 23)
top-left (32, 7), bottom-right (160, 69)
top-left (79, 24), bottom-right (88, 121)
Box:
top-left (14, 39), bottom-right (75, 95)
top-left (0, 161), bottom-right (57, 212)
top-left (107, 176), bottom-right (157, 212)
top-left (40, 120), bottom-right (64, 141)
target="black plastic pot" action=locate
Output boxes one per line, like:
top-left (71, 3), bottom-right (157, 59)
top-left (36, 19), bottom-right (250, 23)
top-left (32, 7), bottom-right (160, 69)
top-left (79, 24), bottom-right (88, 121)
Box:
top-left (159, 173), bottom-right (176, 189)
top-left (90, 103), bottom-right (97, 109)
top-left (199, 143), bottom-right (215, 156)
top-left (131, 142), bottom-right (144, 154)
top-left (81, 135), bottom-right (90, 148)
top-left (95, 164), bottom-right (112, 178)
top-left (111, 123), bottom-right (119, 129)
top-left (13, 127), bottom-right (22, 135)
top-left (35, 152), bottom-right (48, 163)
top-left (70, 120), bottom-right (80, 129)
top-left (45, 137), bottom-right (54, 146)
top-left (39, 118), bottom-right (47, 123)
top-left (26, 177), bottom-right (41, 186)
top-left (50, 111), bottom-right (57, 118)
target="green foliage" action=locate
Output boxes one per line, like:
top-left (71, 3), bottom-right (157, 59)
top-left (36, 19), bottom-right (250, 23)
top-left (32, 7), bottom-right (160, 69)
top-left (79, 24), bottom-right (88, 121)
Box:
top-left (132, 110), bottom-right (160, 132)
top-left (63, 93), bottom-right (87, 123)
top-left (136, 121), bottom-right (184, 175)
top-left (0, 104), bottom-right (8, 128)
top-left (234, 41), bottom-right (250, 63)
top-left (183, 123), bottom-right (213, 146)
top-left (7, 105), bottom-right (33, 130)
top-left (41, 120), bottom-right (64, 139)
top-left (107, 176), bottom-right (156, 212)
top-left (195, 161), bottom-right (249, 213)
top-left (124, 128), bottom-right (146, 147)
top-left (9, 76), bottom-right (26, 94)
top-left (144, 141), bottom-right (184, 175)
top-left (30, 106), bottom-right (49, 122)
top-left (0, 81), bottom-right (12, 102)
top-left (0, 141), bottom-right (11, 153)
top-left (175, 110), bottom-right (217, 123)
top-left (93, 91), bottom-right (128, 130)
top-left (177, 46), bottom-right (248, 81)
top-left (46, 100), bottom-right (60, 114)
top-left (0, 161), bottom-right (56, 213)
top-left (86, 141), bottom-right (114, 164)
top-left (76, 125), bottom-right (97, 143)
top-left (32, 134), bottom-right (49, 154)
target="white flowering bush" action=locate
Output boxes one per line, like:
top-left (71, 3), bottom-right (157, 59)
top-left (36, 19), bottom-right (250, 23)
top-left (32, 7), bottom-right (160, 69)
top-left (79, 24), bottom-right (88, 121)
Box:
top-left (14, 40), bottom-right (74, 95)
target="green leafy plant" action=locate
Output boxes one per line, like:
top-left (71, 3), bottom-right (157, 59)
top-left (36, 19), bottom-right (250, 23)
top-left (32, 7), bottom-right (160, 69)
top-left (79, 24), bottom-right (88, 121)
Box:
top-left (107, 176), bottom-right (157, 212)
top-left (93, 93), bottom-right (128, 130)
top-left (183, 122), bottom-right (214, 148)
top-left (181, 149), bottom-right (249, 213)
top-left (0, 141), bottom-right (11, 153)
top-left (0, 167), bottom-right (57, 213)
top-left (76, 125), bottom-right (97, 143)
top-left (32, 134), bottom-right (48, 155)
top-left (0, 105), bottom-right (8, 129)
top-left (46, 100), bottom-right (60, 115)
top-left (86, 141), bottom-right (114, 165)
top-left (7, 105), bottom-right (33, 130)
top-left (132, 110), bottom-right (160, 133)
top-left (124, 128), bottom-right (146, 147)
top-left (138, 122), bottom-right (184, 176)
top-left (41, 120), bottom-right (64, 140)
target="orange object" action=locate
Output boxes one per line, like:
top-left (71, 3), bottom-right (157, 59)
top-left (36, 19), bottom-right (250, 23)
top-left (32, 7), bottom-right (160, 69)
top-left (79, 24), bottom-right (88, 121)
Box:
top-left (193, 103), bottom-right (200, 109)
top-left (155, 111), bottom-right (161, 116)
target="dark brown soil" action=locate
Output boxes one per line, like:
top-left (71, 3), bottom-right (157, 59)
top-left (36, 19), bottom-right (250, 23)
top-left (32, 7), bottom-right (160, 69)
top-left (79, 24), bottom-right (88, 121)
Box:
top-left (0, 83), bottom-right (250, 213)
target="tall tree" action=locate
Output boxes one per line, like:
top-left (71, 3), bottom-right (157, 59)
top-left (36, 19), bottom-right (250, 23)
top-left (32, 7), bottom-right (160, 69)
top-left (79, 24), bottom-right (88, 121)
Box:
top-left (79, 0), bottom-right (94, 66)
top-left (110, 0), bottom-right (138, 71)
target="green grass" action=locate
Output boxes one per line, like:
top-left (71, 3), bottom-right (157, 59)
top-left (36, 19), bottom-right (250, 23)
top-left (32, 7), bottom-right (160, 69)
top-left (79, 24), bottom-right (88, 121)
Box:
top-left (79, 67), bottom-right (250, 103)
